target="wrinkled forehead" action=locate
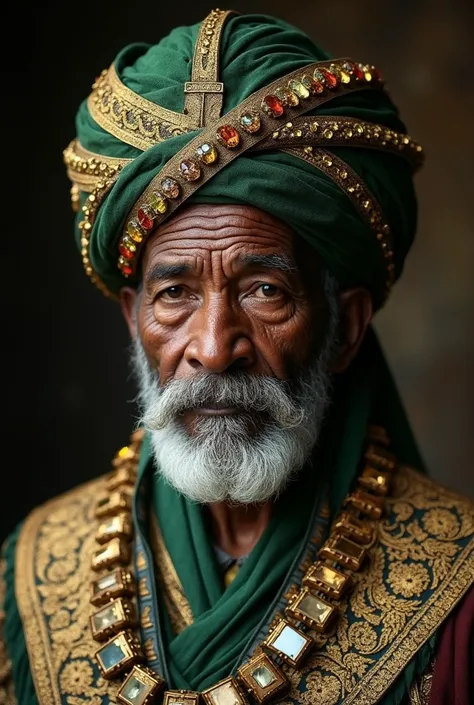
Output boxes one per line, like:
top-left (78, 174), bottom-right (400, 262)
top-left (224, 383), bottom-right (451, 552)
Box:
top-left (140, 203), bottom-right (321, 277)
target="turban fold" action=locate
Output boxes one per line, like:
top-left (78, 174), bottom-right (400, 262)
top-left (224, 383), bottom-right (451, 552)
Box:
top-left (66, 11), bottom-right (423, 311)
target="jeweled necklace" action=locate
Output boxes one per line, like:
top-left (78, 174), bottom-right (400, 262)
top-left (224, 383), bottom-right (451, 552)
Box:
top-left (88, 425), bottom-right (396, 705)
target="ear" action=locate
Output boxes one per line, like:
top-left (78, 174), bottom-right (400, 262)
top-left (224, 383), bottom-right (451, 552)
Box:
top-left (119, 286), bottom-right (140, 339)
top-left (330, 287), bottom-right (373, 373)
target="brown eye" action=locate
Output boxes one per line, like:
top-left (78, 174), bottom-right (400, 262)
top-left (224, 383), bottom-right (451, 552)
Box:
top-left (161, 286), bottom-right (184, 300)
top-left (255, 284), bottom-right (279, 298)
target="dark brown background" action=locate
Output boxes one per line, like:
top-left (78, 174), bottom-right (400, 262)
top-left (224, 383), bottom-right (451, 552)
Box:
top-left (2, 0), bottom-right (473, 543)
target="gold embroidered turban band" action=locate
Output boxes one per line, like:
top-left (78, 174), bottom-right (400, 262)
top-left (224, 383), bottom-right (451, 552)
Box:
top-left (64, 9), bottom-right (424, 308)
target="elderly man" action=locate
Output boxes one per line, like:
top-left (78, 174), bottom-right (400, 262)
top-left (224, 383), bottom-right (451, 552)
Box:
top-left (1, 9), bottom-right (472, 705)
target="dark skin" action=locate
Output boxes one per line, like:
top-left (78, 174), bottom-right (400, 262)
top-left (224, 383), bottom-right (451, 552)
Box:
top-left (120, 204), bottom-right (372, 558)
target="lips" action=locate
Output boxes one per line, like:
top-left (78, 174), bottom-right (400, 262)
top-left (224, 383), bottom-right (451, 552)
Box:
top-left (193, 405), bottom-right (241, 416)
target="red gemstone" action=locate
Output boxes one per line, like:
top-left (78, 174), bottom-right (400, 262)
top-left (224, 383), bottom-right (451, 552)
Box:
top-left (216, 124), bottom-right (240, 149)
top-left (262, 94), bottom-right (284, 118)
top-left (119, 244), bottom-right (134, 259)
top-left (319, 68), bottom-right (339, 89)
top-left (137, 207), bottom-right (154, 231)
top-left (121, 263), bottom-right (133, 276)
top-left (353, 63), bottom-right (365, 81)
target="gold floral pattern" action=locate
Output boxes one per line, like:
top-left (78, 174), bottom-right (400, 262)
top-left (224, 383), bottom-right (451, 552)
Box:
top-left (422, 508), bottom-right (460, 539)
top-left (387, 561), bottom-right (430, 598)
top-left (283, 466), bottom-right (474, 704)
top-left (12, 465), bottom-right (474, 705)
top-left (15, 476), bottom-right (118, 704)
top-left (59, 660), bottom-right (94, 696)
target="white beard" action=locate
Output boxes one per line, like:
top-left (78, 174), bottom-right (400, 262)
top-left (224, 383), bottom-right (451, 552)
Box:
top-left (132, 279), bottom-right (339, 505)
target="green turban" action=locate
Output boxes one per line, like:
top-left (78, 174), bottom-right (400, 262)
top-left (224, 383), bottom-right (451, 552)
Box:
top-left (73, 12), bottom-right (420, 311)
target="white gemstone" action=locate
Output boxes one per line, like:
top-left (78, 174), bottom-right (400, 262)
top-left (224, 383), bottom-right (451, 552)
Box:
top-left (96, 573), bottom-right (117, 591)
top-left (250, 665), bottom-right (276, 689)
top-left (272, 625), bottom-right (307, 660)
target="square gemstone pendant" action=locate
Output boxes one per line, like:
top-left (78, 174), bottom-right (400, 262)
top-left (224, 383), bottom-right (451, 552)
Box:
top-left (96, 513), bottom-right (133, 544)
top-left (358, 465), bottom-right (390, 495)
top-left (364, 443), bottom-right (396, 472)
top-left (238, 653), bottom-right (288, 704)
top-left (264, 618), bottom-right (313, 666)
top-left (303, 561), bottom-right (351, 599)
top-left (95, 631), bottom-right (142, 679)
top-left (286, 589), bottom-right (336, 632)
top-left (90, 568), bottom-right (135, 606)
top-left (333, 512), bottom-right (374, 545)
top-left (163, 691), bottom-right (201, 704)
top-left (117, 665), bottom-right (165, 705)
top-left (319, 535), bottom-right (366, 571)
top-left (91, 537), bottom-right (130, 572)
top-left (344, 489), bottom-right (384, 520)
top-left (90, 597), bottom-right (137, 641)
top-left (202, 676), bottom-right (249, 705)
top-left (95, 491), bottom-right (132, 518)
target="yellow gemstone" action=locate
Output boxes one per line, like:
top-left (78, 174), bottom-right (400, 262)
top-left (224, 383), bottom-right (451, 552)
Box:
top-left (127, 221), bottom-right (143, 243)
top-left (149, 191), bottom-right (168, 215)
top-left (196, 142), bottom-right (218, 164)
top-left (299, 593), bottom-right (333, 626)
top-left (288, 79), bottom-right (310, 99)
top-left (339, 69), bottom-right (351, 84)
top-left (275, 87), bottom-right (299, 107)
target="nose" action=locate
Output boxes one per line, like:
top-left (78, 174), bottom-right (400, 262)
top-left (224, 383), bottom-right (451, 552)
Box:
top-left (183, 296), bottom-right (255, 374)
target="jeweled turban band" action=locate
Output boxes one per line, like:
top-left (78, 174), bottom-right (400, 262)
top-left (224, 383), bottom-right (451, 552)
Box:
top-left (63, 9), bottom-right (424, 303)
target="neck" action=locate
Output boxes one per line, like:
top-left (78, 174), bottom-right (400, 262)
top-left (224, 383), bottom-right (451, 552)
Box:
top-left (206, 500), bottom-right (274, 558)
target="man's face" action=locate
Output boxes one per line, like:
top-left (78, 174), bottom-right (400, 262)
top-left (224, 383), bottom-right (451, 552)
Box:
top-left (137, 203), bottom-right (327, 396)
top-left (121, 204), bottom-right (342, 504)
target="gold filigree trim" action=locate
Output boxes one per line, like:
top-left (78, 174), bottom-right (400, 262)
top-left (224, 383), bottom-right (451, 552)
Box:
top-left (88, 63), bottom-right (197, 151)
top-left (149, 515), bottom-right (194, 635)
top-left (183, 9), bottom-right (236, 127)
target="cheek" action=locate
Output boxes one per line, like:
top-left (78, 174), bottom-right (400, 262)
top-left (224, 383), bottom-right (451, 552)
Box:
top-left (138, 306), bottom-right (187, 383)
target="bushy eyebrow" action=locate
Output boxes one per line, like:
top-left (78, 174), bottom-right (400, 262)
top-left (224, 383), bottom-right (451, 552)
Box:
top-left (237, 253), bottom-right (297, 273)
top-left (145, 263), bottom-right (190, 289)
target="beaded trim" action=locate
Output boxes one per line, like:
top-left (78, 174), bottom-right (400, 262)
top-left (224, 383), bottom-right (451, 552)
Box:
top-left (79, 176), bottom-right (120, 299)
top-left (64, 139), bottom-right (132, 194)
top-left (87, 424), bottom-right (397, 704)
top-left (284, 147), bottom-right (395, 296)
top-left (116, 58), bottom-right (381, 279)
top-left (256, 116), bottom-right (424, 172)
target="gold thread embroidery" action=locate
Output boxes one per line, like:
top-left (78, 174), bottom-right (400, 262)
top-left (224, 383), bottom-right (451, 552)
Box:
top-left (15, 478), bottom-right (118, 704)
top-left (149, 514), bottom-right (194, 635)
top-left (88, 63), bottom-right (197, 151)
top-left (282, 467), bottom-right (474, 705)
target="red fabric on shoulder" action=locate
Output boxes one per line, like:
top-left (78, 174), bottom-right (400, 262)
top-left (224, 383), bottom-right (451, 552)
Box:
top-left (429, 584), bottom-right (474, 705)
